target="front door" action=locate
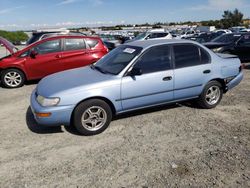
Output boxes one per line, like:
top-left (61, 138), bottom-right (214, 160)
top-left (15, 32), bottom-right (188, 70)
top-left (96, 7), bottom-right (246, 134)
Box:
top-left (26, 39), bottom-right (63, 79)
top-left (121, 45), bottom-right (174, 110)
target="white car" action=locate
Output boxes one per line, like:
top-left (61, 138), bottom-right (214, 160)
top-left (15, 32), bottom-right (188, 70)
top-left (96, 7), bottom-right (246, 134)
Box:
top-left (126, 30), bottom-right (172, 43)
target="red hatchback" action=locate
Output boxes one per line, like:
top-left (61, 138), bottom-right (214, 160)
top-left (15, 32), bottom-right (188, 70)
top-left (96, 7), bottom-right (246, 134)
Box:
top-left (0, 35), bottom-right (108, 88)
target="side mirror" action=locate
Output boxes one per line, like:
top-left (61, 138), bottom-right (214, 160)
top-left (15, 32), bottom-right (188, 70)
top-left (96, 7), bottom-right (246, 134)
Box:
top-left (129, 67), bottom-right (142, 76)
top-left (30, 50), bottom-right (38, 58)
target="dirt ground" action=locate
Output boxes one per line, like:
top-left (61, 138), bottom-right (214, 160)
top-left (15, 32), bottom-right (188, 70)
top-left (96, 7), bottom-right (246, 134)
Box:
top-left (0, 67), bottom-right (249, 188)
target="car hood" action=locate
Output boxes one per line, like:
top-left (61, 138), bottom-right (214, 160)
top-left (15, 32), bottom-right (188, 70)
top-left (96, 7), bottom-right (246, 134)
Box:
top-left (0, 37), bottom-right (17, 54)
top-left (37, 66), bottom-right (117, 97)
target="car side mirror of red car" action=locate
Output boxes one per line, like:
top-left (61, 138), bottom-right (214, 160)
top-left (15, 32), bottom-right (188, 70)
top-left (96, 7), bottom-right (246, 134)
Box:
top-left (30, 50), bottom-right (38, 58)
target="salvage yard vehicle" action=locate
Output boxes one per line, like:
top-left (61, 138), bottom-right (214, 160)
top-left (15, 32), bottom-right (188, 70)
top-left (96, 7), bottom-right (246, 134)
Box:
top-left (0, 36), bottom-right (108, 88)
top-left (203, 33), bottom-right (250, 62)
top-left (30, 39), bottom-right (243, 135)
top-left (125, 30), bottom-right (172, 43)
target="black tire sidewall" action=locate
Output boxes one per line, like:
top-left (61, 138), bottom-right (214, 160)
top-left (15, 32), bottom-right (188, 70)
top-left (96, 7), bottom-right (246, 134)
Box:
top-left (73, 99), bottom-right (112, 136)
top-left (198, 81), bottom-right (223, 109)
top-left (1, 69), bottom-right (25, 88)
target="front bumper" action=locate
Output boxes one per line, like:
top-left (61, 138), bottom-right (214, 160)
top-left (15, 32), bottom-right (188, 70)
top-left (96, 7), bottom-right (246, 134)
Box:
top-left (226, 71), bottom-right (243, 91)
top-left (30, 90), bottom-right (75, 126)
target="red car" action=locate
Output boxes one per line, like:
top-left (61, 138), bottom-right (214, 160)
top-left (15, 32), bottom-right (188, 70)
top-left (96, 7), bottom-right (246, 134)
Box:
top-left (0, 35), bottom-right (108, 88)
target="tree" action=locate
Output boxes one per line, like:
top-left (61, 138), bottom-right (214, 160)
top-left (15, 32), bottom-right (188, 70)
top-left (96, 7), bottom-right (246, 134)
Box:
top-left (221, 9), bottom-right (243, 28)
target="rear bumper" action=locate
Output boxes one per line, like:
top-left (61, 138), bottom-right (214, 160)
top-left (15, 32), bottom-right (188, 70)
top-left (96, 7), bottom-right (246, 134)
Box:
top-left (30, 90), bottom-right (74, 126)
top-left (226, 72), bottom-right (243, 91)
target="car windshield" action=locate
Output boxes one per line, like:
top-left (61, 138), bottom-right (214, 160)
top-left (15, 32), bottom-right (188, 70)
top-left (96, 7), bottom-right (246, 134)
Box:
top-left (93, 45), bottom-right (142, 75)
top-left (133, 32), bottom-right (147, 40)
top-left (211, 34), bottom-right (241, 43)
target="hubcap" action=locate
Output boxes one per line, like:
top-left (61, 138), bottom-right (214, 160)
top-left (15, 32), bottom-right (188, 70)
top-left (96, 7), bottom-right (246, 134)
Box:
top-left (81, 106), bottom-right (107, 131)
top-left (205, 86), bottom-right (220, 105)
top-left (4, 71), bottom-right (22, 87)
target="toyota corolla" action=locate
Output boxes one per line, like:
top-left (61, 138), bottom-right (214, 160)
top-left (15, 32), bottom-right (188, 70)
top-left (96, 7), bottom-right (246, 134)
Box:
top-left (30, 40), bottom-right (243, 135)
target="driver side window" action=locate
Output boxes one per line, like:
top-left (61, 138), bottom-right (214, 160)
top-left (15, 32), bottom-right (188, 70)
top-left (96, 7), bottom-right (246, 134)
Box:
top-left (134, 45), bottom-right (172, 74)
top-left (33, 39), bottom-right (61, 55)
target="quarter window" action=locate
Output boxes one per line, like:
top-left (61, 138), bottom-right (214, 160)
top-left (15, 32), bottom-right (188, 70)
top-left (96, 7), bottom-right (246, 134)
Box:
top-left (134, 45), bottom-right (171, 74)
top-left (65, 38), bottom-right (86, 51)
top-left (85, 39), bottom-right (99, 48)
top-left (34, 39), bottom-right (61, 54)
top-left (174, 44), bottom-right (201, 68)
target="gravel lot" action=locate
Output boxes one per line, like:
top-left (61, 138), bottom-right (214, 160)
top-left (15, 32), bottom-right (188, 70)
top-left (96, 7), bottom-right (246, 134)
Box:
top-left (0, 67), bottom-right (249, 187)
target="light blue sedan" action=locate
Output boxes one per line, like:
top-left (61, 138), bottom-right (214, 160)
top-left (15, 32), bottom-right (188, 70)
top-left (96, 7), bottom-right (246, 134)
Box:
top-left (30, 40), bottom-right (243, 135)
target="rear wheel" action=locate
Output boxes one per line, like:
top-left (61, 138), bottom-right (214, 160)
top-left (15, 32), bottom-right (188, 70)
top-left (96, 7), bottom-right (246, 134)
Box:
top-left (73, 99), bottom-right (112, 135)
top-left (197, 81), bottom-right (223, 109)
top-left (1, 69), bottom-right (25, 88)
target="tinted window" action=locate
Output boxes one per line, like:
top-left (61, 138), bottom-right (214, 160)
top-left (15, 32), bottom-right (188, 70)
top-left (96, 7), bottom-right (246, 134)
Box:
top-left (239, 35), bottom-right (250, 44)
top-left (94, 45), bottom-right (142, 75)
top-left (174, 44), bottom-right (200, 68)
top-left (134, 45), bottom-right (171, 74)
top-left (34, 39), bottom-right (61, 54)
top-left (86, 39), bottom-right (99, 48)
top-left (200, 48), bottom-right (210, 64)
top-left (148, 33), bottom-right (167, 39)
top-left (212, 34), bottom-right (241, 43)
top-left (65, 38), bottom-right (86, 51)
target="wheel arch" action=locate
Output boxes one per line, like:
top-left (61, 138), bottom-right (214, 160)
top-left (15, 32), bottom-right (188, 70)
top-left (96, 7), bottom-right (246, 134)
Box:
top-left (208, 78), bottom-right (227, 93)
top-left (0, 67), bottom-right (27, 81)
top-left (70, 96), bottom-right (117, 125)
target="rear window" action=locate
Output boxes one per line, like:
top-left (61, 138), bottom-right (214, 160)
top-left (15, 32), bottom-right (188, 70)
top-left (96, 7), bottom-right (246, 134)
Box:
top-left (85, 39), bottom-right (99, 48)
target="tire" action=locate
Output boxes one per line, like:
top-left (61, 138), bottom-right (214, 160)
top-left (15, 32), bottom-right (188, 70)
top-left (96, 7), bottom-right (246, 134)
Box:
top-left (197, 81), bottom-right (223, 109)
top-left (73, 99), bottom-right (112, 135)
top-left (1, 69), bottom-right (25, 88)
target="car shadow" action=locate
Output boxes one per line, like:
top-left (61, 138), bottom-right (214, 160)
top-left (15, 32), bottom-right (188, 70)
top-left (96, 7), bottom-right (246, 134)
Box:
top-left (26, 101), bottom-right (197, 136)
top-left (26, 107), bottom-right (64, 134)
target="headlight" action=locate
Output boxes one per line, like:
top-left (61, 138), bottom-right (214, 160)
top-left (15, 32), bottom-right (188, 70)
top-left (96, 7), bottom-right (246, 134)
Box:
top-left (212, 47), bottom-right (223, 53)
top-left (36, 95), bottom-right (60, 107)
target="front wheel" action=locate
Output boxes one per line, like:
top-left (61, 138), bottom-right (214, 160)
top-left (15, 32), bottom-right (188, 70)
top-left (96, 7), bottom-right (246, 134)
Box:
top-left (1, 69), bottom-right (25, 88)
top-left (73, 99), bottom-right (112, 135)
top-left (197, 81), bottom-right (223, 109)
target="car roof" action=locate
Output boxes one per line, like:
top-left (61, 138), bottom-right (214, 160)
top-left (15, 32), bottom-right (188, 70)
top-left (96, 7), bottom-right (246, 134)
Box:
top-left (126, 39), bottom-right (198, 49)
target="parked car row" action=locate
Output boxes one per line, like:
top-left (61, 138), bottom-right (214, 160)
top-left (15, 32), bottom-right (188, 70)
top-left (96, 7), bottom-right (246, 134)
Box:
top-left (0, 31), bottom-right (244, 135)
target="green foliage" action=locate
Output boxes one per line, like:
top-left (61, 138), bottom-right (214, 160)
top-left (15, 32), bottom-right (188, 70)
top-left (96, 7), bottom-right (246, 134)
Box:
top-left (0, 30), bottom-right (29, 43)
top-left (221, 9), bottom-right (244, 28)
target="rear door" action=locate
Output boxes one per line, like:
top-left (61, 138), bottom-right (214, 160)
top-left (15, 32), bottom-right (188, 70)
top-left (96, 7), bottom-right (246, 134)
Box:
top-left (121, 45), bottom-right (174, 110)
top-left (25, 39), bottom-right (63, 79)
top-left (61, 38), bottom-right (93, 70)
top-left (173, 44), bottom-right (212, 100)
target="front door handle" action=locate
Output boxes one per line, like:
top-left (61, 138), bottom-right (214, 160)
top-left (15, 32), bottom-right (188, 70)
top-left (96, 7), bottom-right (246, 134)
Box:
top-left (162, 76), bottom-right (172, 81)
top-left (203, 70), bottom-right (211, 74)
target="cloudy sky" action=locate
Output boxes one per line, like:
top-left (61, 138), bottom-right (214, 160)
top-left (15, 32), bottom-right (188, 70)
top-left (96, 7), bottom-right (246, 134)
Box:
top-left (0, 0), bottom-right (250, 30)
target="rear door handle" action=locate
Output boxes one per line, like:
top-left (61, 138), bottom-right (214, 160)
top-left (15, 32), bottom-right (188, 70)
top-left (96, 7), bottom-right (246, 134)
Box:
top-left (203, 70), bottom-right (211, 74)
top-left (162, 76), bottom-right (172, 81)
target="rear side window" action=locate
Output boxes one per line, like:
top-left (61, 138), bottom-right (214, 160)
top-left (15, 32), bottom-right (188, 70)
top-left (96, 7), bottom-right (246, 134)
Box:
top-left (134, 45), bottom-right (171, 74)
top-left (65, 38), bottom-right (86, 51)
top-left (200, 48), bottom-right (210, 64)
top-left (174, 44), bottom-right (207, 69)
top-left (85, 39), bottom-right (99, 48)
